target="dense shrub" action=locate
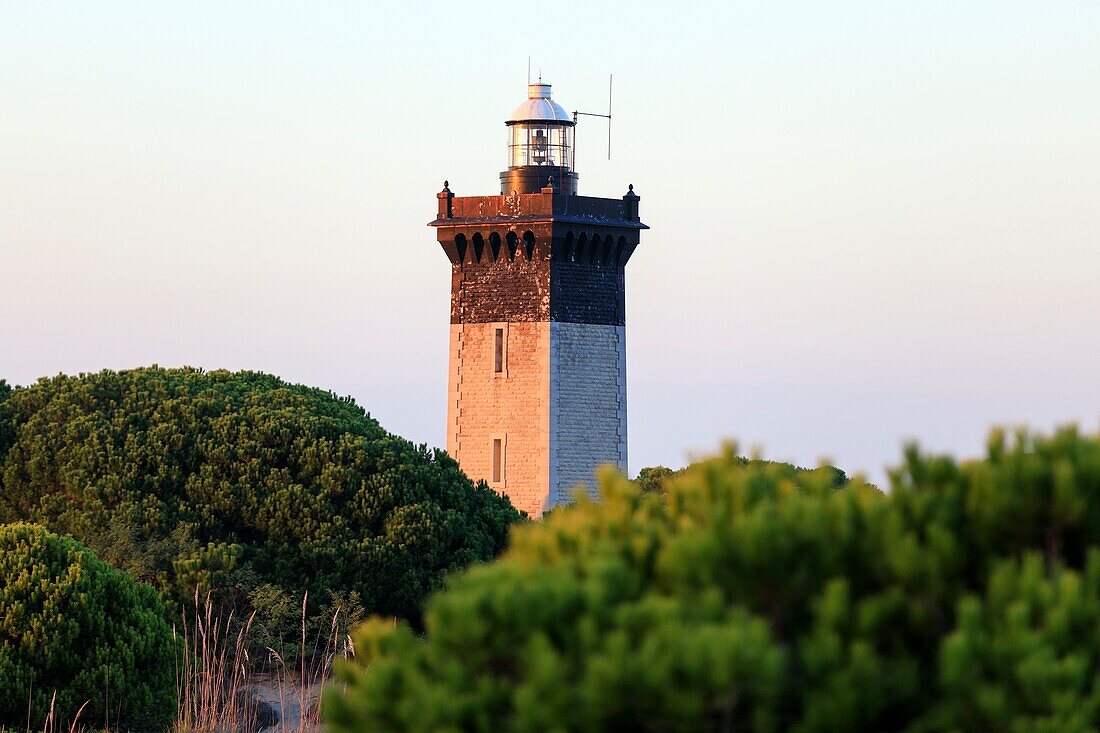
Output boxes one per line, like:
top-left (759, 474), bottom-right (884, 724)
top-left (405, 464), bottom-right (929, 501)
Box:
top-left (0, 367), bottom-right (521, 628)
top-left (634, 458), bottom-right (847, 496)
top-left (0, 523), bottom-right (176, 730)
top-left (0, 381), bottom-right (10, 454)
top-left (326, 427), bottom-right (1100, 732)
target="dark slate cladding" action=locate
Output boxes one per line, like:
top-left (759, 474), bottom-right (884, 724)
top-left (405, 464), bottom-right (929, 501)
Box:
top-left (550, 260), bottom-right (624, 325)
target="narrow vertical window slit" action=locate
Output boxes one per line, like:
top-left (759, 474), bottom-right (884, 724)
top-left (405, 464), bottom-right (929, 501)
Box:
top-left (492, 438), bottom-right (503, 483)
top-left (494, 328), bottom-right (504, 374)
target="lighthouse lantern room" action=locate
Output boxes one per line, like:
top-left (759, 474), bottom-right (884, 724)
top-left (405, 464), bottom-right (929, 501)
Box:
top-left (502, 83), bottom-right (577, 195)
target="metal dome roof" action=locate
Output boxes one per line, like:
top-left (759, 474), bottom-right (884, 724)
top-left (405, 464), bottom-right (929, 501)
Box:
top-left (508, 83), bottom-right (573, 124)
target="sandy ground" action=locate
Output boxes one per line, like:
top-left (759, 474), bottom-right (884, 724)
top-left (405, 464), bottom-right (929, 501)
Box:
top-left (250, 676), bottom-right (323, 733)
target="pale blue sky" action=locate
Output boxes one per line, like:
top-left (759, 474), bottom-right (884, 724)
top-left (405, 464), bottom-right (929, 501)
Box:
top-left (3, 1), bottom-right (1098, 484)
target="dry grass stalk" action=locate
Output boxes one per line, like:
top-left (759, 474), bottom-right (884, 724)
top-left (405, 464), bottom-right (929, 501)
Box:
top-left (3, 591), bottom-right (354, 733)
top-left (174, 590), bottom-right (354, 733)
top-left (174, 592), bottom-right (258, 733)
top-left (263, 592), bottom-right (354, 732)
top-left (0, 693), bottom-right (90, 733)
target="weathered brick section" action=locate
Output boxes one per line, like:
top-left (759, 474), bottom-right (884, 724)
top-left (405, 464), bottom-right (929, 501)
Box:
top-left (549, 323), bottom-right (628, 505)
top-left (451, 251), bottom-right (551, 324)
top-left (447, 321), bottom-right (551, 517)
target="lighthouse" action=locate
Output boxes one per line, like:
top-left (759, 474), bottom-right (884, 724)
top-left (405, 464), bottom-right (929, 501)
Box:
top-left (430, 82), bottom-right (646, 516)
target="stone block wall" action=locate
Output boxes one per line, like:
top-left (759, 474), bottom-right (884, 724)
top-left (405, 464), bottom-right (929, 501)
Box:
top-left (549, 322), bottom-right (628, 507)
top-left (447, 321), bottom-right (551, 517)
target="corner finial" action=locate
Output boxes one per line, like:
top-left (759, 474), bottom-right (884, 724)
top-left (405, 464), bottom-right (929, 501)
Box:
top-left (438, 180), bottom-right (454, 217)
top-left (628, 183), bottom-right (634, 192)
top-left (623, 183), bottom-right (640, 219)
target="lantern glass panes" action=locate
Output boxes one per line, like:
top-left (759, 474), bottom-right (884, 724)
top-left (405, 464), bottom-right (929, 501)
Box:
top-left (508, 123), bottom-right (573, 169)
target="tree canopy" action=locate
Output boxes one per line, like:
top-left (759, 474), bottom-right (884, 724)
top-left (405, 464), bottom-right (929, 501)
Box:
top-left (0, 367), bottom-right (521, 628)
top-left (0, 522), bottom-right (176, 730)
top-left (634, 457), bottom-right (847, 496)
top-left (326, 427), bottom-right (1100, 732)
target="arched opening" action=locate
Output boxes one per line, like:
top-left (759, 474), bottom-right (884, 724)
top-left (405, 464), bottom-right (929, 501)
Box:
top-left (453, 233), bottom-right (467, 264)
top-left (614, 236), bottom-right (627, 266)
top-left (489, 232), bottom-right (502, 262)
top-left (522, 231), bottom-right (535, 261)
top-left (471, 233), bottom-right (484, 263)
top-left (589, 233), bottom-right (600, 265)
top-left (506, 232), bottom-right (519, 262)
top-left (574, 234), bottom-right (587, 263)
top-left (601, 235), bottom-right (614, 266)
top-left (563, 231), bottom-right (575, 262)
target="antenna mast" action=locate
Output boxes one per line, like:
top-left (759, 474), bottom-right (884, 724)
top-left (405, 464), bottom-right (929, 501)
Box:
top-left (573, 74), bottom-right (614, 162)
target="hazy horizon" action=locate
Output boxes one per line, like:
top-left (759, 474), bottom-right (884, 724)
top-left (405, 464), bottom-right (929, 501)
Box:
top-left (3, 1), bottom-right (1098, 484)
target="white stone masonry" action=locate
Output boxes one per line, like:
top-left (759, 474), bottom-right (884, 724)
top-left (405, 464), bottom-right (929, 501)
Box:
top-left (548, 322), bottom-right (627, 508)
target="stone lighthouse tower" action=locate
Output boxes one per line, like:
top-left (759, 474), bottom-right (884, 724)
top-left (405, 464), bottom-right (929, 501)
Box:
top-left (429, 82), bottom-right (646, 516)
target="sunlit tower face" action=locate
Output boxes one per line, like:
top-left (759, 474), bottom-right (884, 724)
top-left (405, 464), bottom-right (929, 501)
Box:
top-left (501, 83), bottom-right (578, 195)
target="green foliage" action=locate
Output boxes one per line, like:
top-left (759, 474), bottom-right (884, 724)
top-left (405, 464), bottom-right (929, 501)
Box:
top-left (634, 454), bottom-right (847, 497)
top-left (926, 552), bottom-right (1100, 733)
top-left (0, 367), bottom-right (520, 630)
top-left (326, 427), bottom-right (1100, 732)
top-left (0, 380), bottom-right (11, 459)
top-left (634, 465), bottom-right (677, 495)
top-left (0, 522), bottom-right (176, 730)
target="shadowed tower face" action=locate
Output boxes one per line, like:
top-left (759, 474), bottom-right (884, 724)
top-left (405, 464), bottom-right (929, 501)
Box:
top-left (429, 82), bottom-right (647, 517)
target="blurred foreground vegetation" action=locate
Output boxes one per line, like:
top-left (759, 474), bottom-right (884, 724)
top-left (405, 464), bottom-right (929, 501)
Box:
top-left (328, 427), bottom-right (1100, 733)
